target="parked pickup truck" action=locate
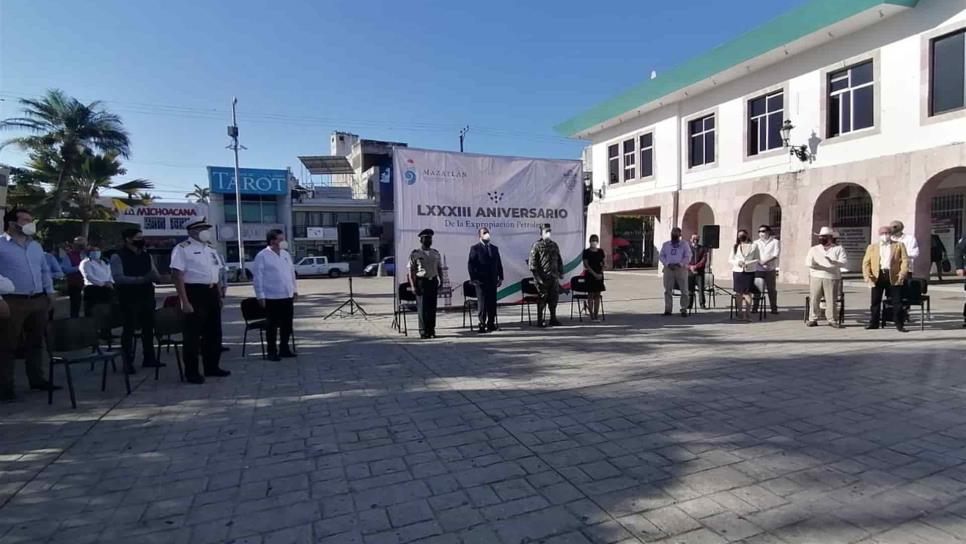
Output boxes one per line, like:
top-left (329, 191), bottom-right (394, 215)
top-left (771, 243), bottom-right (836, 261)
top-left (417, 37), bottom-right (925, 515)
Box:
top-left (294, 256), bottom-right (351, 278)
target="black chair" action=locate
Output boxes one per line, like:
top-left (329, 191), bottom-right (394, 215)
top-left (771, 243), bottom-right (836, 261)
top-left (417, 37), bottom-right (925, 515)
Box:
top-left (462, 281), bottom-right (479, 330)
top-left (570, 275), bottom-right (604, 321)
top-left (46, 317), bottom-right (128, 409)
top-left (520, 278), bottom-right (540, 325)
top-left (703, 272), bottom-right (717, 308)
top-left (803, 280), bottom-right (845, 325)
top-left (920, 280), bottom-right (932, 318)
top-left (395, 282), bottom-right (418, 336)
top-left (240, 298), bottom-right (267, 359)
top-left (89, 303), bottom-right (129, 372)
top-left (884, 278), bottom-right (927, 331)
top-left (153, 307), bottom-right (185, 382)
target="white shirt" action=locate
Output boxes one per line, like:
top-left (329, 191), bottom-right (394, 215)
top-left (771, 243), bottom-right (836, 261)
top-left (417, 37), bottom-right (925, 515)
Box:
top-left (879, 241), bottom-right (892, 270)
top-left (806, 244), bottom-right (848, 279)
top-left (80, 258), bottom-right (113, 287)
top-left (0, 273), bottom-right (14, 296)
top-left (253, 246), bottom-right (297, 300)
top-left (170, 238), bottom-right (221, 285)
top-left (730, 243), bottom-right (760, 273)
top-left (754, 236), bottom-right (781, 272)
top-left (659, 240), bottom-right (692, 268)
top-left (894, 233), bottom-right (919, 269)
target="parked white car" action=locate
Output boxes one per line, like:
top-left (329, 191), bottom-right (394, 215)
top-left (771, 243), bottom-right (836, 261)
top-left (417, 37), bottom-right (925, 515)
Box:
top-left (294, 256), bottom-right (351, 278)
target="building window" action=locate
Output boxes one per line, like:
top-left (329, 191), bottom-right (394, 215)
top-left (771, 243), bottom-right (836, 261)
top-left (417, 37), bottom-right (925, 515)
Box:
top-left (930, 29), bottom-right (966, 116)
top-left (748, 90), bottom-right (784, 155)
top-left (639, 133), bottom-right (654, 178)
top-left (688, 114), bottom-right (715, 168)
top-left (622, 139), bottom-right (636, 181)
top-left (607, 144), bottom-right (619, 184)
top-left (828, 60), bottom-right (874, 138)
top-left (224, 194), bottom-right (278, 224)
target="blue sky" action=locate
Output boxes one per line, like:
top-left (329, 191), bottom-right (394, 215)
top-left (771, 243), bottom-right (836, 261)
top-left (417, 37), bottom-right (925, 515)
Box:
top-left (1, 0), bottom-right (810, 200)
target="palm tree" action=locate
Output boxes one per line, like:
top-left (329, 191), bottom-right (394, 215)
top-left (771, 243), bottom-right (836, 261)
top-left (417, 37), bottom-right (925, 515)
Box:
top-left (185, 184), bottom-right (210, 204)
top-left (0, 89), bottom-right (131, 218)
top-left (64, 151), bottom-right (153, 239)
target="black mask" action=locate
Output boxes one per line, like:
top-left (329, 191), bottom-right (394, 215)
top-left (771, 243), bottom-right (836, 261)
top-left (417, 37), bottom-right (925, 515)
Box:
top-left (671, 235), bottom-right (681, 242)
top-left (420, 237), bottom-right (432, 248)
top-left (132, 240), bottom-right (146, 249)
top-left (737, 235), bottom-right (749, 243)
top-left (819, 236), bottom-right (831, 245)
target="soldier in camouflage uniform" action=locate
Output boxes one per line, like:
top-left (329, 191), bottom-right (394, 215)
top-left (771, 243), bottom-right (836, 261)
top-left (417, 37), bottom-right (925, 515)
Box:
top-left (408, 229), bottom-right (443, 339)
top-left (529, 223), bottom-right (564, 327)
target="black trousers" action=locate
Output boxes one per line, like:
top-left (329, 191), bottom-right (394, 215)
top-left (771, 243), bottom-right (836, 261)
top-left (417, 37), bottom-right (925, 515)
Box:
top-left (265, 298), bottom-right (294, 355)
top-left (82, 285), bottom-right (113, 318)
top-left (68, 284), bottom-right (83, 318)
top-left (118, 288), bottom-right (156, 366)
top-left (415, 278), bottom-right (439, 337)
top-left (476, 281), bottom-right (498, 328)
top-left (535, 278), bottom-right (559, 323)
top-left (870, 272), bottom-right (904, 328)
top-left (183, 285), bottom-right (223, 376)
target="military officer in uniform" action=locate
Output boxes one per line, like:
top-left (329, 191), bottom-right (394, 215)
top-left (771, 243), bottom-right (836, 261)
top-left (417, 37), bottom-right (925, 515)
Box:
top-left (530, 223), bottom-right (564, 327)
top-left (408, 229), bottom-right (443, 339)
top-left (170, 218), bottom-right (230, 383)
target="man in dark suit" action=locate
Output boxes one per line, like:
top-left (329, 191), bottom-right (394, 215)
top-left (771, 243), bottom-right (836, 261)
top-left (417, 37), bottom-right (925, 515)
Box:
top-left (467, 228), bottom-right (504, 333)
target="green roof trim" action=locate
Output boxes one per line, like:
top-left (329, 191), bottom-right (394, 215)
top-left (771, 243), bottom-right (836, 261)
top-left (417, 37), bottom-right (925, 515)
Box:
top-left (555, 0), bottom-right (919, 137)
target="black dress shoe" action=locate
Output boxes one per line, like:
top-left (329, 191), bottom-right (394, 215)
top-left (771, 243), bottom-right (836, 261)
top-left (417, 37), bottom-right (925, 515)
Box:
top-left (279, 351), bottom-right (297, 358)
top-left (220, 346), bottom-right (230, 353)
top-left (185, 374), bottom-right (205, 384)
top-left (487, 325), bottom-right (499, 332)
top-left (204, 368), bottom-right (231, 377)
top-left (29, 381), bottom-right (63, 392)
top-left (896, 326), bottom-right (909, 333)
top-left (548, 319), bottom-right (562, 326)
top-left (865, 324), bottom-right (880, 330)
top-left (419, 334), bottom-right (430, 339)
top-left (477, 327), bottom-right (488, 334)
top-left (662, 311), bottom-right (672, 316)
top-left (267, 354), bottom-right (281, 362)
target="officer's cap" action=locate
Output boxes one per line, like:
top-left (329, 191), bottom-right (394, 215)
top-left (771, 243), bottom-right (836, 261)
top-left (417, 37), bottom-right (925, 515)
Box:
top-left (541, 223), bottom-right (552, 232)
top-left (418, 229), bottom-right (434, 237)
top-left (185, 217), bottom-right (212, 230)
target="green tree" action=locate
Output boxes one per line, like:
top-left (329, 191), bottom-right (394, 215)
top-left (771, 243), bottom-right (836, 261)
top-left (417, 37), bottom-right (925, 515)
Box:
top-left (0, 89), bottom-right (131, 219)
top-left (185, 184), bottom-right (210, 204)
top-left (64, 151), bottom-right (153, 239)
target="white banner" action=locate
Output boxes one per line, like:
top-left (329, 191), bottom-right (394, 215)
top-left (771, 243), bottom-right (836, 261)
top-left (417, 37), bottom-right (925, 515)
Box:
top-left (393, 148), bottom-right (584, 308)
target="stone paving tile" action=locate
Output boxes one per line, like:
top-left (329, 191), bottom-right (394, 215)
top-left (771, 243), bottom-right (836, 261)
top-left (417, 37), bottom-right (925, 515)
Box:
top-left (1, 276), bottom-right (965, 543)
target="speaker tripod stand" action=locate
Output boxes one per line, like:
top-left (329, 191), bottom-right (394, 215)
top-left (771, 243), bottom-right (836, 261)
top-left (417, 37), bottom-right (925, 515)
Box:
top-left (324, 276), bottom-right (369, 319)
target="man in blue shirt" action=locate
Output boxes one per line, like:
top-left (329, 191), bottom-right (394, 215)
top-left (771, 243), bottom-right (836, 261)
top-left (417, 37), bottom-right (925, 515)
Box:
top-left (0, 208), bottom-right (61, 401)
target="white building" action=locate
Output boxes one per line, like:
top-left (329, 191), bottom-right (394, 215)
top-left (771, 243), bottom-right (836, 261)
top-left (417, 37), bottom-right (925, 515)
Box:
top-left (557, 0), bottom-right (966, 282)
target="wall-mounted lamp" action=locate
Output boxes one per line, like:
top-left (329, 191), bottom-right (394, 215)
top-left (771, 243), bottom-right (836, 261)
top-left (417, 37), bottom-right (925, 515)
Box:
top-left (780, 120), bottom-right (815, 164)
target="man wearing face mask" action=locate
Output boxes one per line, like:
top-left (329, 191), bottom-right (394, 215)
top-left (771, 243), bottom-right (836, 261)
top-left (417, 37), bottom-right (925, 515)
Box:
top-left (468, 227), bottom-right (504, 333)
top-left (170, 218), bottom-right (229, 383)
top-left (409, 229), bottom-right (443, 339)
top-left (753, 225), bottom-right (781, 314)
top-left (0, 208), bottom-right (60, 401)
top-left (862, 226), bottom-right (910, 332)
top-left (688, 234), bottom-right (708, 310)
top-left (253, 229), bottom-right (298, 360)
top-left (529, 224), bottom-right (564, 327)
top-left (659, 227), bottom-right (692, 317)
top-left (111, 228), bottom-right (163, 373)
top-left (805, 226), bottom-right (848, 328)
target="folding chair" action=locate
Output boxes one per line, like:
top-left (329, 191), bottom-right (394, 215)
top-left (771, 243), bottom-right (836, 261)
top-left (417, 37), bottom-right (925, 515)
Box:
top-left (240, 298), bottom-right (268, 358)
top-left (804, 281), bottom-right (845, 325)
top-left (519, 278), bottom-right (540, 325)
top-left (885, 278), bottom-right (926, 331)
top-left (153, 307), bottom-right (185, 382)
top-left (46, 317), bottom-right (128, 409)
top-left (395, 282), bottom-right (417, 336)
top-left (463, 280), bottom-right (479, 330)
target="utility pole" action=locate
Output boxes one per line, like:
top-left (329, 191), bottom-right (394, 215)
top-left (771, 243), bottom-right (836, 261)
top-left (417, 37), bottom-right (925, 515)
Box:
top-left (459, 125), bottom-right (470, 153)
top-left (227, 97), bottom-right (245, 272)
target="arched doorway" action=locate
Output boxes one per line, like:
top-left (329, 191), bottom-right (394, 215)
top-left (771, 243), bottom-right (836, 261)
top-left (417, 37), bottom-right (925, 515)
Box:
top-left (682, 202), bottom-right (715, 239)
top-left (812, 183), bottom-right (873, 273)
top-left (737, 194), bottom-right (782, 238)
top-left (914, 167), bottom-right (966, 279)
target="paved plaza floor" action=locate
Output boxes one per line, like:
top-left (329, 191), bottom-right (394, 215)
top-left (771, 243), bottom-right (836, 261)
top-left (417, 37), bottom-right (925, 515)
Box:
top-left (1, 273), bottom-right (966, 544)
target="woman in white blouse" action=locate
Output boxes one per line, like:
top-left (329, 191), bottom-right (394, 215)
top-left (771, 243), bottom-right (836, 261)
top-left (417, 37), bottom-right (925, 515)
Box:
top-left (729, 229), bottom-right (760, 321)
top-left (79, 244), bottom-right (114, 318)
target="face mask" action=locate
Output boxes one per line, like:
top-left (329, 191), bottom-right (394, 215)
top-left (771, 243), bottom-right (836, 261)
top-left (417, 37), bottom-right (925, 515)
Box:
top-left (197, 229), bottom-right (212, 243)
top-left (759, 232), bottom-right (768, 240)
top-left (132, 239), bottom-right (146, 249)
top-left (671, 235), bottom-right (681, 242)
top-left (481, 233), bottom-right (491, 242)
top-left (879, 234), bottom-right (891, 243)
top-left (891, 228), bottom-right (901, 236)
top-left (819, 237), bottom-right (830, 245)
top-left (20, 222), bottom-right (37, 237)
top-left (279, 241), bottom-right (289, 251)
top-left (738, 235), bottom-right (749, 243)
top-left (88, 251), bottom-right (101, 260)
top-left (421, 237), bottom-right (432, 248)
top-left (542, 232), bottom-right (551, 240)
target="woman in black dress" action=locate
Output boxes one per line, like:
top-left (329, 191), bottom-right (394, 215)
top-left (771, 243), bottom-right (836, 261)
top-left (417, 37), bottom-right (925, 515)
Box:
top-left (582, 234), bottom-right (606, 321)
